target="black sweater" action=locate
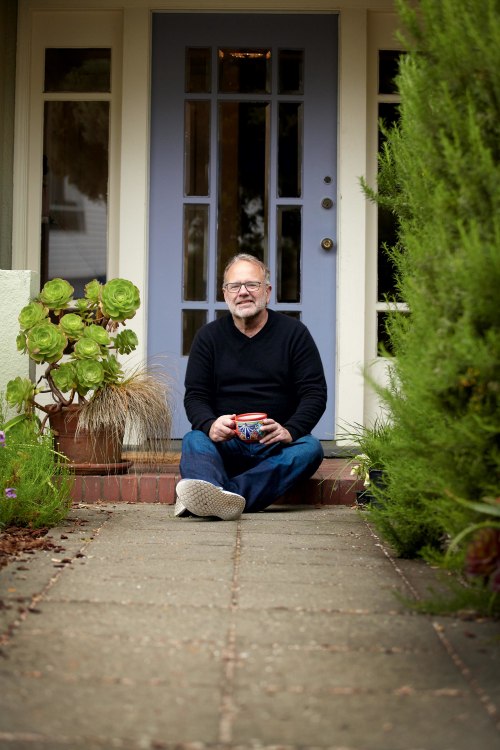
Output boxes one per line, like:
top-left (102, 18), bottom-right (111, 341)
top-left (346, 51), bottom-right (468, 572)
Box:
top-left (184, 309), bottom-right (327, 441)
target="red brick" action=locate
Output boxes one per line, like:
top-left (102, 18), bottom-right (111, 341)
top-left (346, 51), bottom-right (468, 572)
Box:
top-left (101, 475), bottom-right (121, 502)
top-left (158, 475), bottom-right (176, 504)
top-left (120, 475), bottom-right (139, 503)
top-left (82, 476), bottom-right (102, 503)
top-left (138, 475), bottom-right (158, 503)
top-left (70, 475), bottom-right (84, 503)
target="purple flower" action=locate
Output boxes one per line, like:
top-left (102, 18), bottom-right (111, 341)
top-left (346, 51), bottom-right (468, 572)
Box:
top-left (4, 488), bottom-right (17, 499)
top-left (0, 431), bottom-right (5, 446)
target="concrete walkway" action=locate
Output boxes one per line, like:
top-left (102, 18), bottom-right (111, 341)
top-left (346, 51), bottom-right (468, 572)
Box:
top-left (0, 503), bottom-right (499, 750)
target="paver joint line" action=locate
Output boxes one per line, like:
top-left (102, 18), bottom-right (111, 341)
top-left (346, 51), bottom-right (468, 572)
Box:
top-left (218, 519), bottom-right (243, 744)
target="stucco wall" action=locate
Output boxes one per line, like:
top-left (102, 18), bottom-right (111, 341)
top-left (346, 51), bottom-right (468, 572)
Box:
top-left (0, 271), bottom-right (39, 417)
top-left (0, 0), bottom-right (18, 270)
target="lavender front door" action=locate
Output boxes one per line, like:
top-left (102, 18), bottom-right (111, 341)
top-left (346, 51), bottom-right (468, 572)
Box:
top-left (148, 13), bottom-right (338, 438)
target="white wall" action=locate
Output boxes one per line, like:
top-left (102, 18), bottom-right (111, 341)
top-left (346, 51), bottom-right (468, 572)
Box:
top-left (0, 270), bottom-right (39, 418)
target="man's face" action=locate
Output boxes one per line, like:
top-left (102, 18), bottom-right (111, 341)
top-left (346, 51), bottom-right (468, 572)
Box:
top-left (223, 260), bottom-right (271, 320)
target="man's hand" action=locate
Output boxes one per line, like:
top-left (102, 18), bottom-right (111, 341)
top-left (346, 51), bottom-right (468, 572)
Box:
top-left (209, 414), bottom-right (237, 442)
top-left (259, 418), bottom-right (293, 445)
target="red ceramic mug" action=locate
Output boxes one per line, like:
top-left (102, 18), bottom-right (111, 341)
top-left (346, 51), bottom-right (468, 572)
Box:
top-left (234, 412), bottom-right (267, 441)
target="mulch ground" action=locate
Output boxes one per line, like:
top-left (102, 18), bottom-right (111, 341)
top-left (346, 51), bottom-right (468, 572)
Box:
top-left (0, 527), bottom-right (64, 569)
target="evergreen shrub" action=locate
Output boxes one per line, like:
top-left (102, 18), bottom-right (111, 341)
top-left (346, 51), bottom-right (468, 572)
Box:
top-left (362, 0), bottom-right (500, 613)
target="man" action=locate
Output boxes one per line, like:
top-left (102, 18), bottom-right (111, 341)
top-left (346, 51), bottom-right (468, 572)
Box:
top-left (175, 253), bottom-right (327, 520)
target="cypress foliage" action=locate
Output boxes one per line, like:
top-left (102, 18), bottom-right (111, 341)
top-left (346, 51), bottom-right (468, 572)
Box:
top-left (365, 0), bottom-right (500, 603)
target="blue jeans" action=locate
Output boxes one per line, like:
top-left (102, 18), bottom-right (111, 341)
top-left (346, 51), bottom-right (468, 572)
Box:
top-left (179, 429), bottom-right (324, 512)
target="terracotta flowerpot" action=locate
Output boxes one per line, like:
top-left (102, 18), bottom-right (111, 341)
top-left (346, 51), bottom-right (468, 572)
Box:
top-left (47, 405), bottom-right (131, 475)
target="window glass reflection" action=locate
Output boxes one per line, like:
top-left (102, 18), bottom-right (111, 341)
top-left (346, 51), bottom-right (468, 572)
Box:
top-left (182, 310), bottom-right (207, 356)
top-left (278, 49), bottom-right (303, 94)
top-left (44, 48), bottom-right (111, 93)
top-left (278, 102), bottom-right (302, 198)
top-left (218, 48), bottom-right (271, 93)
top-left (184, 101), bottom-right (210, 196)
top-left (42, 101), bottom-right (109, 296)
top-left (183, 205), bottom-right (209, 301)
top-left (217, 101), bottom-right (269, 298)
top-left (378, 50), bottom-right (404, 95)
top-left (186, 47), bottom-right (211, 93)
top-left (277, 207), bottom-right (301, 302)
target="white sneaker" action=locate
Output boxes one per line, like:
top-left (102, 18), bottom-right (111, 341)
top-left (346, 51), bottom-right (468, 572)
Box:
top-left (175, 479), bottom-right (245, 520)
top-left (173, 497), bottom-right (191, 517)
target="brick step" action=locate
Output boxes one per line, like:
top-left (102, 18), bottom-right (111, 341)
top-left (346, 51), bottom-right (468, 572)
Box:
top-left (69, 458), bottom-right (362, 506)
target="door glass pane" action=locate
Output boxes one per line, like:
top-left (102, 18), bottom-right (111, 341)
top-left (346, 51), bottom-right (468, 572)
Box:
top-left (44, 49), bottom-right (111, 93)
top-left (184, 101), bottom-right (210, 196)
top-left (42, 101), bottom-right (109, 296)
top-left (218, 48), bottom-right (271, 93)
top-left (278, 49), bottom-right (303, 94)
top-left (183, 205), bottom-right (209, 301)
top-left (277, 206), bottom-right (301, 302)
top-left (186, 47), bottom-right (211, 93)
top-left (278, 102), bottom-right (302, 198)
top-left (182, 309), bottom-right (207, 355)
top-left (217, 101), bottom-right (269, 298)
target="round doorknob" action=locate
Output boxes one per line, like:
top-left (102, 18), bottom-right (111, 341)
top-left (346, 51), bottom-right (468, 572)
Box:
top-left (321, 237), bottom-right (334, 251)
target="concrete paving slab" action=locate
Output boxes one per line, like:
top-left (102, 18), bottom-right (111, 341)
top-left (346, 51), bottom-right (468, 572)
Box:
top-left (11, 600), bottom-right (229, 644)
top-left (45, 567), bottom-right (232, 608)
top-left (2, 631), bottom-right (225, 685)
top-left (233, 608), bottom-right (446, 651)
top-left (231, 690), bottom-right (499, 749)
top-left (0, 675), bottom-right (221, 743)
top-left (1, 502), bottom-right (499, 750)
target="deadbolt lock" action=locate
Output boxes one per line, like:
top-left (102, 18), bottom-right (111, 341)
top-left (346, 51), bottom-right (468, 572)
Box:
top-left (321, 197), bottom-right (334, 209)
top-left (321, 237), bottom-right (334, 251)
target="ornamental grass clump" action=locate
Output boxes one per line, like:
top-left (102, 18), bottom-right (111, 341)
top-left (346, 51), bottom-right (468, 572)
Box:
top-left (5, 277), bottom-right (172, 457)
top-left (0, 401), bottom-right (73, 529)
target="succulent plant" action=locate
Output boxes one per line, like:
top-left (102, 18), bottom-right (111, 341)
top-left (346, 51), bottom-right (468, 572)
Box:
top-left (74, 359), bottom-right (105, 393)
top-left (38, 278), bottom-right (74, 311)
top-left (18, 302), bottom-right (48, 330)
top-left (5, 277), bottom-right (142, 425)
top-left (101, 278), bottom-right (140, 321)
top-left (26, 322), bottom-right (67, 364)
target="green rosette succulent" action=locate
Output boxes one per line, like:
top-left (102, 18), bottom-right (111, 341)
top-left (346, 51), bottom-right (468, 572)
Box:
top-left (83, 324), bottom-right (111, 347)
top-left (6, 376), bottom-right (36, 410)
top-left (101, 279), bottom-right (140, 321)
top-left (60, 313), bottom-right (85, 339)
top-left (74, 298), bottom-right (91, 314)
top-left (84, 279), bottom-right (102, 303)
top-left (38, 278), bottom-right (74, 311)
top-left (16, 332), bottom-right (27, 353)
top-left (74, 359), bottom-right (104, 393)
top-left (26, 322), bottom-right (67, 363)
top-left (73, 337), bottom-right (102, 360)
top-left (114, 329), bottom-right (139, 355)
top-left (18, 302), bottom-right (48, 331)
top-left (102, 355), bottom-right (123, 384)
top-left (51, 362), bottom-right (77, 393)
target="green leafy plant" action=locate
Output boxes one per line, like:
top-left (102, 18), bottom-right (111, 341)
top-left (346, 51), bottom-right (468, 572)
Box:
top-left (0, 399), bottom-right (73, 529)
top-left (5, 277), bottom-right (172, 456)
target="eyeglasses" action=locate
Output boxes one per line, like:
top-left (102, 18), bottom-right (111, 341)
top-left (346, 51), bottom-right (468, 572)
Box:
top-left (223, 281), bottom-right (264, 294)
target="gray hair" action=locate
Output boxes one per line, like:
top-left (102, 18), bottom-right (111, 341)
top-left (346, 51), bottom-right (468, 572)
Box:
top-left (223, 253), bottom-right (270, 285)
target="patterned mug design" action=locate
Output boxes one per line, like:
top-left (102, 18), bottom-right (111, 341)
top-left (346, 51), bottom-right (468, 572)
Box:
top-left (235, 412), bottom-right (267, 442)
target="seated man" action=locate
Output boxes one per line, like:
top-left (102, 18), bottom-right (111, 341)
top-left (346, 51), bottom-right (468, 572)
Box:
top-left (175, 253), bottom-right (327, 520)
